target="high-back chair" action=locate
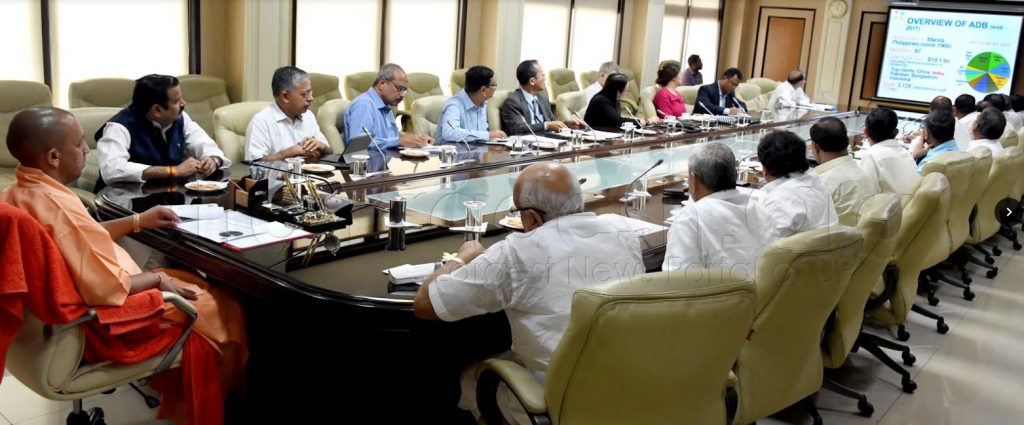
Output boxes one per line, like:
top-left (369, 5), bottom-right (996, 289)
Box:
top-left (579, 71), bottom-right (599, 90)
top-left (403, 72), bottom-right (443, 112)
top-left (733, 226), bottom-right (863, 425)
top-left (658, 59), bottom-right (681, 70)
top-left (868, 173), bottom-right (952, 336)
top-left (555, 91), bottom-right (589, 122)
top-left (308, 72), bottom-right (343, 116)
top-left (177, 75), bottom-right (231, 135)
top-left (67, 107), bottom-right (120, 207)
top-left (820, 193), bottom-right (905, 415)
top-left (547, 68), bottom-right (579, 101)
top-left (0, 80), bottom-right (52, 188)
top-left (965, 147), bottom-right (1024, 276)
top-left (316, 98), bottom-right (350, 154)
top-left (999, 127), bottom-right (1019, 149)
top-left (2, 204), bottom-right (196, 425)
top-left (619, 68), bottom-right (641, 116)
top-left (747, 77), bottom-right (779, 94)
top-left (68, 78), bottom-right (134, 108)
top-left (639, 85), bottom-right (659, 120)
top-left (487, 90), bottom-right (510, 132)
top-left (735, 82), bottom-right (762, 105)
top-left (474, 271), bottom-right (756, 425)
top-left (410, 95), bottom-right (448, 137)
top-left (450, 68), bottom-right (467, 95)
top-left (918, 151), bottom-right (978, 302)
top-left (676, 85), bottom-right (699, 114)
top-left (213, 101), bottom-right (270, 177)
top-left (344, 71), bottom-right (377, 101)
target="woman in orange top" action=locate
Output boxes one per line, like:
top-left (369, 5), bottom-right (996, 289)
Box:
top-left (653, 62), bottom-right (688, 119)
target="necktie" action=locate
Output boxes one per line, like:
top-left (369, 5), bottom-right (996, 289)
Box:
top-left (531, 99), bottom-right (543, 124)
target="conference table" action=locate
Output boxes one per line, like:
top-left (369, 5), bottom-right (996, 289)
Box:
top-left (94, 107), bottom-right (899, 423)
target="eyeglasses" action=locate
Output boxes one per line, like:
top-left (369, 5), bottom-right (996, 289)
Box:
top-left (387, 80), bottom-right (409, 94)
top-left (289, 89), bottom-right (314, 99)
top-left (509, 205), bottom-right (546, 216)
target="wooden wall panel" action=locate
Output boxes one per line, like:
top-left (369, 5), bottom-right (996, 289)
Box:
top-left (762, 17), bottom-right (805, 81)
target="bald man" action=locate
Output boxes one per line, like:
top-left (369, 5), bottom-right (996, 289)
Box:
top-left (768, 70), bottom-right (811, 110)
top-left (1, 107), bottom-right (247, 424)
top-left (413, 162), bottom-right (645, 424)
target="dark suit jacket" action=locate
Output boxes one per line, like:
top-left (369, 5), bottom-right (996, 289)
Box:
top-left (500, 88), bottom-right (556, 136)
top-left (584, 94), bottom-right (641, 132)
top-left (695, 82), bottom-right (747, 115)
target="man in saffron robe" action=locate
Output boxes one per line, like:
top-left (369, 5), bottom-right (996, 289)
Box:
top-left (1, 107), bottom-right (246, 424)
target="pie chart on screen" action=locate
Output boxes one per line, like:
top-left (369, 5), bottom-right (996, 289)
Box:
top-left (965, 52), bottom-right (1011, 93)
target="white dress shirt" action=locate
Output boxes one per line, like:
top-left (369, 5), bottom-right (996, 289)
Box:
top-left (662, 188), bottom-right (779, 279)
top-left (968, 138), bottom-right (1003, 154)
top-left (954, 111), bottom-right (979, 149)
top-left (760, 169), bottom-right (838, 237)
top-left (815, 155), bottom-right (880, 226)
top-left (244, 102), bottom-right (328, 161)
top-left (1004, 110), bottom-right (1023, 132)
top-left (583, 82), bottom-right (602, 104)
top-left (96, 111), bottom-right (230, 184)
top-left (428, 212), bottom-right (645, 382)
top-left (858, 139), bottom-right (920, 196)
top-left (768, 81), bottom-right (810, 110)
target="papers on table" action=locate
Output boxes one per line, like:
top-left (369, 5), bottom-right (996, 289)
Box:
top-left (383, 263), bottom-right (439, 285)
top-left (581, 130), bottom-right (622, 141)
top-left (619, 216), bottom-right (668, 236)
top-left (508, 134), bottom-right (565, 145)
top-left (176, 210), bottom-right (313, 250)
top-left (225, 222), bottom-right (313, 251)
top-left (168, 204), bottom-right (224, 220)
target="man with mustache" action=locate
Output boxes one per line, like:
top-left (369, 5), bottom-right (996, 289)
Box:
top-left (246, 66), bottom-right (332, 162)
top-left (94, 74), bottom-right (230, 191)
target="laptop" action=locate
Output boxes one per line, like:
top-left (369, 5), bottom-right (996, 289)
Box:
top-left (322, 134), bottom-right (374, 166)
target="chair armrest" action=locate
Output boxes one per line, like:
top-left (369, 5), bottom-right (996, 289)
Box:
top-left (154, 291), bottom-right (198, 374)
top-left (45, 308), bottom-right (98, 337)
top-left (475, 358), bottom-right (547, 416)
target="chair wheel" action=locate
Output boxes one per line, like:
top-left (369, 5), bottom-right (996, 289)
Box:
top-left (993, 247), bottom-right (1002, 256)
top-left (961, 275), bottom-right (973, 285)
top-left (927, 294), bottom-right (940, 306)
top-left (897, 326), bottom-right (911, 342)
top-left (89, 408), bottom-right (106, 425)
top-left (937, 319), bottom-right (949, 334)
top-left (858, 398), bottom-right (874, 417)
top-left (144, 395), bottom-right (161, 408)
top-left (984, 256), bottom-right (995, 264)
top-left (986, 268), bottom-right (998, 279)
top-left (963, 289), bottom-right (976, 301)
top-left (67, 411), bottom-right (90, 425)
top-left (902, 351), bottom-right (916, 366)
top-left (1014, 241), bottom-right (1022, 250)
top-left (902, 377), bottom-right (918, 393)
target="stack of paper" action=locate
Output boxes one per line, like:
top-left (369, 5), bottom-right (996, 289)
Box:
top-left (168, 204), bottom-right (224, 220)
top-left (383, 263), bottom-right (438, 285)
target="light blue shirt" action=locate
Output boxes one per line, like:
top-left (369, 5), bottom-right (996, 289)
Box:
top-left (343, 89), bottom-right (400, 149)
top-left (917, 140), bottom-right (960, 174)
top-left (436, 90), bottom-right (489, 144)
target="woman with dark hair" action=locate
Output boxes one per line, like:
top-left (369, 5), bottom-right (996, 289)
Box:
top-left (583, 73), bottom-right (645, 131)
top-left (653, 63), bottom-right (687, 119)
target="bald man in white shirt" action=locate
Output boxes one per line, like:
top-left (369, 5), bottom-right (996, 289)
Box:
top-left (857, 107), bottom-right (921, 196)
top-left (662, 142), bottom-right (778, 278)
top-left (413, 161), bottom-right (645, 424)
top-left (758, 130), bottom-right (838, 237)
top-left (768, 70), bottom-right (811, 110)
top-left (810, 117), bottom-right (880, 225)
top-left (967, 107), bottom-right (1007, 154)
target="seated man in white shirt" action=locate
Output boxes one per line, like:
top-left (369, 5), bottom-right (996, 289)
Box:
top-left (758, 130), bottom-right (838, 237)
top-left (967, 107), bottom-right (1007, 154)
top-left (768, 70), bottom-right (811, 110)
top-left (95, 74), bottom-right (230, 191)
top-left (810, 117), bottom-right (880, 225)
top-left (662, 142), bottom-right (778, 278)
top-left (987, 93), bottom-right (1023, 132)
top-left (413, 161), bottom-right (645, 424)
top-left (244, 66), bottom-right (331, 162)
top-left (583, 61), bottom-right (620, 104)
top-left (952, 94), bottom-right (978, 149)
top-left (857, 107), bottom-right (920, 196)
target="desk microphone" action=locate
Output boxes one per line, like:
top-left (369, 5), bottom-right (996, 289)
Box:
top-left (698, 101), bottom-right (717, 116)
top-left (572, 111), bottom-right (595, 136)
top-left (628, 158), bottom-right (664, 191)
top-left (240, 160), bottom-right (335, 190)
top-left (519, 114), bottom-right (541, 147)
top-left (446, 120), bottom-right (473, 151)
top-left (362, 126), bottom-right (388, 158)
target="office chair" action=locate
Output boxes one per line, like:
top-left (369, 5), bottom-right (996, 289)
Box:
top-left (308, 72), bottom-right (343, 116)
top-left (1, 80), bottom-right (52, 191)
top-left (213, 101), bottom-right (271, 177)
top-left (316, 98), bottom-right (350, 154)
top-left (177, 75), bottom-right (231, 135)
top-left (410, 95), bottom-right (449, 137)
top-left (918, 151), bottom-right (978, 303)
top-left (68, 78), bottom-right (134, 108)
top-left (963, 147), bottom-right (1023, 277)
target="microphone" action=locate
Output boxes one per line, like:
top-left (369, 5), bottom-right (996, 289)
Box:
top-left (519, 114), bottom-right (541, 147)
top-left (241, 159), bottom-right (335, 190)
top-left (572, 110), bottom-right (594, 134)
top-left (620, 158), bottom-right (664, 202)
top-left (698, 101), bottom-right (717, 116)
top-left (362, 126), bottom-right (388, 158)
top-left (446, 120), bottom-right (473, 151)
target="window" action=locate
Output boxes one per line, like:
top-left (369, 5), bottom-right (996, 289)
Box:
top-left (567, 0), bottom-right (619, 73)
top-left (0, 0), bottom-right (44, 82)
top-left (659, 0), bottom-right (688, 64)
top-left (295, 0), bottom-right (381, 83)
top-left (521, 0), bottom-right (571, 70)
top-left (682, 0), bottom-right (720, 77)
top-left (50, 0), bottom-right (189, 108)
top-left (386, 0), bottom-right (459, 94)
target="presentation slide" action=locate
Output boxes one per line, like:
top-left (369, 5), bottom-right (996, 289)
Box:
top-left (877, 8), bottom-right (1023, 104)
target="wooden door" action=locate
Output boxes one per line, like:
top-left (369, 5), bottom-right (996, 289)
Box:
top-left (762, 17), bottom-right (805, 81)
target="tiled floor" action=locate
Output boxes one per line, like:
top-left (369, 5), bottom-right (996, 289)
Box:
top-left (2, 242), bottom-right (1023, 424)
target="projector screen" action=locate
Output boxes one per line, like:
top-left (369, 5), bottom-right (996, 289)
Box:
top-left (876, 7), bottom-right (1024, 104)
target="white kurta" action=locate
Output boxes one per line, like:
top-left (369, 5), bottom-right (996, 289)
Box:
top-left (662, 188), bottom-right (779, 279)
top-left (244, 102), bottom-right (328, 161)
top-left (96, 111), bottom-right (230, 184)
top-left (954, 111), bottom-right (979, 149)
top-left (1005, 111), bottom-right (1024, 133)
top-left (858, 139), bottom-right (921, 196)
top-left (760, 169), bottom-right (838, 237)
top-left (968, 138), bottom-right (1003, 154)
top-left (428, 212), bottom-right (645, 382)
top-left (816, 155), bottom-right (880, 226)
top-left (768, 81), bottom-right (810, 110)
top-left (583, 82), bottom-right (602, 104)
